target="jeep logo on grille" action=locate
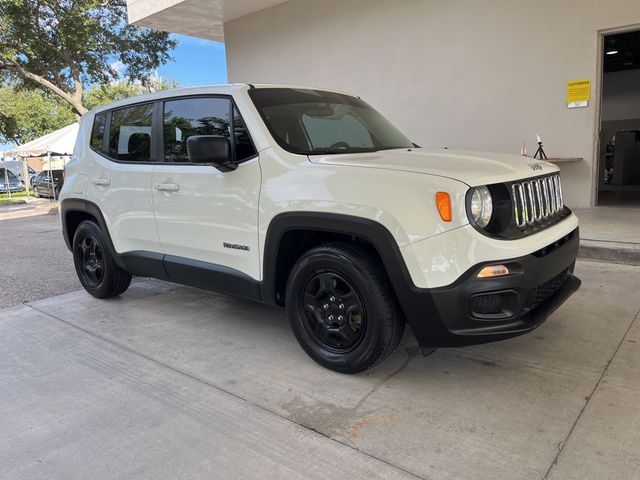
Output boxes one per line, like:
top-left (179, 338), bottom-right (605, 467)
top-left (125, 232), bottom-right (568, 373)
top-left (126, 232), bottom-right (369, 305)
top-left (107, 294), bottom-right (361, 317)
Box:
top-left (528, 163), bottom-right (543, 172)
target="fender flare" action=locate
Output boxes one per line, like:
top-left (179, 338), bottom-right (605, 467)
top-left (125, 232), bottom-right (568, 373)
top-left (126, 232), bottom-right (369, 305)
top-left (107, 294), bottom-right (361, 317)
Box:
top-left (260, 212), bottom-right (448, 343)
top-left (261, 211), bottom-right (417, 302)
top-left (60, 198), bottom-right (117, 257)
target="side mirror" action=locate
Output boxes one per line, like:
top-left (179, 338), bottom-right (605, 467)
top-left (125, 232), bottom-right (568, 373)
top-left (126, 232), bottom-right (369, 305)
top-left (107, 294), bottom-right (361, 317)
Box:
top-left (186, 135), bottom-right (237, 172)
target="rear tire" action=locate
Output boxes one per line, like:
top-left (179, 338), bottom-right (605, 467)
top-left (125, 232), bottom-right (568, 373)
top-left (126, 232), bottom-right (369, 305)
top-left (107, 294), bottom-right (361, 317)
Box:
top-left (72, 220), bottom-right (132, 298)
top-left (285, 242), bottom-right (404, 373)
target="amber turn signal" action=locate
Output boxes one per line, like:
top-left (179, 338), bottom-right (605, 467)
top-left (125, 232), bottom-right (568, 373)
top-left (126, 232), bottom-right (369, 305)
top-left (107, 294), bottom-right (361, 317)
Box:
top-left (436, 192), bottom-right (452, 222)
top-left (477, 265), bottom-right (510, 278)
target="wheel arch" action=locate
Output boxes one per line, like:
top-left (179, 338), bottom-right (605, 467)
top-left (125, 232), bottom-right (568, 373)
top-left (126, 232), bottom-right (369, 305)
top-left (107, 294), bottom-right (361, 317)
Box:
top-left (60, 199), bottom-right (124, 268)
top-left (261, 212), bottom-right (417, 308)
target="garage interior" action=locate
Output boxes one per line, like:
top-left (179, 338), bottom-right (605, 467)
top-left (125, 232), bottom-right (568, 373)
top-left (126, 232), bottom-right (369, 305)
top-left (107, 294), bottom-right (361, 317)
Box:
top-left (599, 29), bottom-right (640, 206)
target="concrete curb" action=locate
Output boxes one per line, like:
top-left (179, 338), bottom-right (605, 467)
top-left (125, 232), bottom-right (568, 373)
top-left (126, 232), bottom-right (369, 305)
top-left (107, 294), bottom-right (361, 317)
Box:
top-left (579, 239), bottom-right (640, 266)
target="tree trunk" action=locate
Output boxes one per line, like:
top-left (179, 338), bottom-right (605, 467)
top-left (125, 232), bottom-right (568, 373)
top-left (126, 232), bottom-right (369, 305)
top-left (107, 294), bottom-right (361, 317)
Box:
top-left (4, 61), bottom-right (88, 116)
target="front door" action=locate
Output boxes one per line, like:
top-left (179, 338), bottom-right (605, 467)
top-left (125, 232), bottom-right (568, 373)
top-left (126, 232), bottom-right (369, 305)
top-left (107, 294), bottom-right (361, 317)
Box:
top-left (152, 96), bottom-right (261, 281)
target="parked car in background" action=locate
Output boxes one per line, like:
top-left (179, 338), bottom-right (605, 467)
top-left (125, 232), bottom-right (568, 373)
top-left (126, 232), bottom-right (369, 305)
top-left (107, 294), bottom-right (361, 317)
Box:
top-left (1, 160), bottom-right (36, 186)
top-left (33, 169), bottom-right (64, 199)
top-left (0, 167), bottom-right (25, 194)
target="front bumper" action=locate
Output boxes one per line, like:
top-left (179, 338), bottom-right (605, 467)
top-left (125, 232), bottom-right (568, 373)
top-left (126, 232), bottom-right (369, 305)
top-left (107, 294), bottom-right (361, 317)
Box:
top-left (399, 227), bottom-right (581, 347)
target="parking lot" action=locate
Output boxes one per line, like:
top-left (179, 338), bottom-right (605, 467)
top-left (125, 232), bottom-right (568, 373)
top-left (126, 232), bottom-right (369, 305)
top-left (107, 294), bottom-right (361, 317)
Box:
top-left (1, 236), bottom-right (639, 479)
top-left (0, 209), bottom-right (79, 308)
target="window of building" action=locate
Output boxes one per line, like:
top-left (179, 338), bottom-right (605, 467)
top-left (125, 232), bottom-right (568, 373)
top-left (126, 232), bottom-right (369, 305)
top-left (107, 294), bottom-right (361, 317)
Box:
top-left (108, 103), bottom-right (154, 162)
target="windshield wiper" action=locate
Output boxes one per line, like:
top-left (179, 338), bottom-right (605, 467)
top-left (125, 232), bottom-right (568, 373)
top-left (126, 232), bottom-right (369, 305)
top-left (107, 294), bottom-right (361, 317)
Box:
top-left (311, 146), bottom-right (379, 155)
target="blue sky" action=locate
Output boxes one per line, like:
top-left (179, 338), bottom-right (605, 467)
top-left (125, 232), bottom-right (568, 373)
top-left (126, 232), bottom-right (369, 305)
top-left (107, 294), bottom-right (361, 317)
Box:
top-left (159, 34), bottom-right (228, 86)
top-left (1, 34), bottom-right (227, 152)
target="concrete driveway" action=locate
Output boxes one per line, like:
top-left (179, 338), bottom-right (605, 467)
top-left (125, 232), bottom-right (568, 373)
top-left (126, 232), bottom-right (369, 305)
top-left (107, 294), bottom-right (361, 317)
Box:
top-left (1, 260), bottom-right (639, 479)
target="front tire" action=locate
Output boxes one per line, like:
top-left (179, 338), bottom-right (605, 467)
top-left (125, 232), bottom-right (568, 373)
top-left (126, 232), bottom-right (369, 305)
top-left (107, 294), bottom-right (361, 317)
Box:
top-left (285, 243), bottom-right (404, 373)
top-left (72, 220), bottom-right (132, 298)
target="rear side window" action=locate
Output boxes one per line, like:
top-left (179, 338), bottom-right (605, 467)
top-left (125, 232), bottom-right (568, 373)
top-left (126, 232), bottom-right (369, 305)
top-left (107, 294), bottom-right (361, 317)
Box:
top-left (108, 103), bottom-right (154, 162)
top-left (163, 97), bottom-right (257, 163)
top-left (90, 112), bottom-right (106, 151)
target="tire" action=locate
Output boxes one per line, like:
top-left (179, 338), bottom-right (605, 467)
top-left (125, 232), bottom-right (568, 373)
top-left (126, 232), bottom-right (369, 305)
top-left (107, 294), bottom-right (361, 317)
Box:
top-left (72, 220), bottom-right (132, 298)
top-left (285, 242), bottom-right (404, 373)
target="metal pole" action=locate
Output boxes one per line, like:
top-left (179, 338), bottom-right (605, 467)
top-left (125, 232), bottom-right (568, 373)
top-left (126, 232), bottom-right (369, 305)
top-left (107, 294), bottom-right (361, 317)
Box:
top-left (47, 149), bottom-right (54, 202)
top-left (21, 156), bottom-right (30, 199)
top-left (3, 162), bottom-right (11, 200)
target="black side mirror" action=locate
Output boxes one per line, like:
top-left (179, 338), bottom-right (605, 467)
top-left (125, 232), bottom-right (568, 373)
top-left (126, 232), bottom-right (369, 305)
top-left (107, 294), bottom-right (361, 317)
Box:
top-left (186, 135), bottom-right (236, 172)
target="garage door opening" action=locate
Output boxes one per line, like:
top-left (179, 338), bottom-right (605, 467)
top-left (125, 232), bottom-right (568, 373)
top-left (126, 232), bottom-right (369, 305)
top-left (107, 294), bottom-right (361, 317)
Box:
top-left (598, 29), bottom-right (640, 206)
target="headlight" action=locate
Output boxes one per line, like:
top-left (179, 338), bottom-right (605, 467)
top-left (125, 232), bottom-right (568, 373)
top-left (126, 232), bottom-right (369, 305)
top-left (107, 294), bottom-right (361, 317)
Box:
top-left (469, 185), bottom-right (493, 228)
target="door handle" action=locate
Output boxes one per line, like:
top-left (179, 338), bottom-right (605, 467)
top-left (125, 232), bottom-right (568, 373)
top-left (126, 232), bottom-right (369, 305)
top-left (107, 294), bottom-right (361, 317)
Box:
top-left (155, 182), bottom-right (180, 192)
top-left (92, 177), bottom-right (111, 186)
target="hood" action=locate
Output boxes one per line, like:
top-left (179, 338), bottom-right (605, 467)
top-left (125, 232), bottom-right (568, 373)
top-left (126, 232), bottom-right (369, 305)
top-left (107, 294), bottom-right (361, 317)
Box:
top-left (308, 148), bottom-right (559, 186)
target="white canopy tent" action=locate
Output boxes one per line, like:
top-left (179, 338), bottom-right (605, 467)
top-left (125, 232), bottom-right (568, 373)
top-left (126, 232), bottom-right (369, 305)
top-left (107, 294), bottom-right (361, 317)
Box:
top-left (6, 123), bottom-right (79, 157)
top-left (3, 123), bottom-right (78, 199)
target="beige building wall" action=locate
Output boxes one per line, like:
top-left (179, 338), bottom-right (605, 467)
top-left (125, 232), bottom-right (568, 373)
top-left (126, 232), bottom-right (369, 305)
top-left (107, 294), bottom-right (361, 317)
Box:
top-left (225, 0), bottom-right (640, 207)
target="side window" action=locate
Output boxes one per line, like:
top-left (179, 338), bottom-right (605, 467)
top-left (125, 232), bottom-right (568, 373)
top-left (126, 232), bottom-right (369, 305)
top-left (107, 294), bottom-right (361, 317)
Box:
top-left (108, 103), bottom-right (154, 162)
top-left (234, 107), bottom-right (257, 161)
top-left (163, 97), bottom-right (231, 163)
top-left (90, 112), bottom-right (106, 151)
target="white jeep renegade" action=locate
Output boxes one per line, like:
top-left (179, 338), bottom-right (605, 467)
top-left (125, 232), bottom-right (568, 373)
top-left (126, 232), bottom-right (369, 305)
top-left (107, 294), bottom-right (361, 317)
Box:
top-left (61, 84), bottom-right (580, 373)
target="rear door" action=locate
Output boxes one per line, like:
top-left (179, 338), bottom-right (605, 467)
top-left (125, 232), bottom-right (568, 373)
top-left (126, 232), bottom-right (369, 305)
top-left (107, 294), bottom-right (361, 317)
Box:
top-left (151, 95), bottom-right (261, 280)
top-left (86, 104), bottom-right (162, 258)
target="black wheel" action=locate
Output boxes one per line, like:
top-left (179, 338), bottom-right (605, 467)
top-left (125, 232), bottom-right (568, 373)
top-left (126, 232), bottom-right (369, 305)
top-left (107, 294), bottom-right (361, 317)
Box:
top-left (54, 187), bottom-right (60, 200)
top-left (286, 243), bottom-right (404, 373)
top-left (72, 220), bottom-right (132, 298)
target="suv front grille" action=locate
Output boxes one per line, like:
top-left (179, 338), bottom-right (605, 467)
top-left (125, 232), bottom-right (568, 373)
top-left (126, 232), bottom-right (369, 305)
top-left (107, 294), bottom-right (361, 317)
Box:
top-left (511, 173), bottom-right (564, 229)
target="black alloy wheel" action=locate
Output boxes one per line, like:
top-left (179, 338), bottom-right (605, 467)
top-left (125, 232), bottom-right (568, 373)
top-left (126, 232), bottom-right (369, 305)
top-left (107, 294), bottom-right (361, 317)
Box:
top-left (286, 242), bottom-right (405, 373)
top-left (79, 234), bottom-right (104, 287)
top-left (300, 270), bottom-right (366, 352)
top-left (72, 220), bottom-right (132, 298)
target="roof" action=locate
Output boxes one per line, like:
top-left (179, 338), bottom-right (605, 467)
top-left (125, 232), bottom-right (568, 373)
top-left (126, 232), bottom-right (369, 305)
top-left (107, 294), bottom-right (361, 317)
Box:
top-left (87, 83), bottom-right (358, 115)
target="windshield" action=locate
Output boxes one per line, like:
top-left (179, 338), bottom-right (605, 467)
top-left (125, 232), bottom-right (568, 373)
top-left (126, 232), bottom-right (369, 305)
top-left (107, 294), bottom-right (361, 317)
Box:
top-left (248, 88), bottom-right (414, 155)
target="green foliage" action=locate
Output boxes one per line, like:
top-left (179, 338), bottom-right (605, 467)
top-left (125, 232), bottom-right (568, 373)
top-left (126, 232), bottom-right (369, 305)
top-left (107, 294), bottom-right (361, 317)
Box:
top-left (0, 78), bottom-right (180, 145)
top-left (0, 86), bottom-right (75, 145)
top-left (0, 0), bottom-right (176, 114)
top-left (84, 78), bottom-right (180, 110)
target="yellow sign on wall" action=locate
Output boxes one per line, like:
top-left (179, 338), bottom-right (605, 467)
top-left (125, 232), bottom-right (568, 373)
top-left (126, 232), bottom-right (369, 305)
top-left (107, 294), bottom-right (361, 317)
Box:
top-left (567, 79), bottom-right (590, 108)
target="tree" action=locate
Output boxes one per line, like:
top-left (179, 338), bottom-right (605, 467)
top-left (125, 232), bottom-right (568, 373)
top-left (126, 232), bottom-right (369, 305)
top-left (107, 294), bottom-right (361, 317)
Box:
top-left (0, 0), bottom-right (176, 116)
top-left (84, 77), bottom-right (179, 110)
top-left (0, 78), bottom-right (180, 144)
top-left (0, 86), bottom-right (75, 145)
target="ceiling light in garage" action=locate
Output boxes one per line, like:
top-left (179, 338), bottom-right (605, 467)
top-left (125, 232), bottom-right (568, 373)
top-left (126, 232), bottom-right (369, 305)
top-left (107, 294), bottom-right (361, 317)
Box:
top-left (606, 50), bottom-right (619, 55)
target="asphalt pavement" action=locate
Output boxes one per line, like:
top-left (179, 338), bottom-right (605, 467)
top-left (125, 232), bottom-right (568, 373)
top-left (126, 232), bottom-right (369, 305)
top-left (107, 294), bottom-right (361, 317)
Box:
top-left (0, 210), bottom-right (79, 308)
